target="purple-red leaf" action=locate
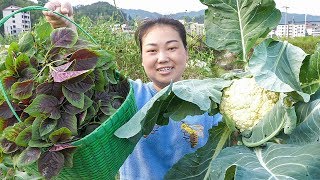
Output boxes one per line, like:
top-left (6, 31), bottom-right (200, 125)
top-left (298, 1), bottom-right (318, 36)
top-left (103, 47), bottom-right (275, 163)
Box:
top-left (64, 75), bottom-right (94, 93)
top-left (15, 53), bottom-right (30, 72)
top-left (24, 94), bottom-right (61, 120)
top-left (24, 116), bottom-right (35, 126)
top-left (10, 80), bottom-right (34, 100)
top-left (49, 144), bottom-right (77, 168)
top-left (20, 67), bottom-right (38, 81)
top-left (17, 147), bottom-right (41, 167)
top-left (51, 28), bottom-right (77, 48)
top-left (52, 61), bottom-right (73, 72)
top-left (100, 104), bottom-right (116, 116)
top-left (49, 143), bottom-right (76, 152)
top-left (52, 70), bottom-right (90, 83)
top-left (62, 103), bottom-right (82, 115)
top-left (78, 110), bottom-right (87, 126)
top-left (36, 82), bottom-right (63, 98)
top-left (49, 127), bottom-right (72, 144)
top-left (0, 138), bottom-right (19, 154)
top-left (39, 118), bottom-right (58, 137)
top-left (2, 76), bottom-right (17, 90)
top-left (28, 139), bottom-right (53, 148)
top-left (3, 122), bottom-right (26, 142)
top-left (62, 86), bottom-right (84, 109)
top-left (57, 113), bottom-right (77, 136)
top-left (38, 151), bottom-right (65, 179)
top-left (94, 91), bottom-right (113, 102)
top-left (0, 117), bottom-right (17, 133)
top-left (69, 49), bottom-right (98, 70)
top-left (0, 101), bottom-right (21, 119)
top-left (15, 126), bottom-right (32, 147)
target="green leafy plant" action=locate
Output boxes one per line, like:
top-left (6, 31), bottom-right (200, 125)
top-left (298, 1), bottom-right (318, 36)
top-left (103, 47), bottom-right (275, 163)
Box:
top-left (115, 0), bottom-right (320, 179)
top-left (0, 21), bottom-right (129, 179)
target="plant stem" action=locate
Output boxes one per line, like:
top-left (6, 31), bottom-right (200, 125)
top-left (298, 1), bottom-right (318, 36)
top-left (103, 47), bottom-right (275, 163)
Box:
top-left (204, 127), bottom-right (232, 179)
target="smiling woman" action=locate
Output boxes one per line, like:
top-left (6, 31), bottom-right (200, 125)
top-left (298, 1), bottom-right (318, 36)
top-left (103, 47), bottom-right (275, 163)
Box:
top-left (140, 24), bottom-right (188, 91)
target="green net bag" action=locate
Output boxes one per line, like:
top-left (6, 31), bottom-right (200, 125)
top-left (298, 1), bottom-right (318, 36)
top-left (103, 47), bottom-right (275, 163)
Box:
top-left (0, 6), bottom-right (138, 179)
top-left (23, 82), bottom-right (137, 179)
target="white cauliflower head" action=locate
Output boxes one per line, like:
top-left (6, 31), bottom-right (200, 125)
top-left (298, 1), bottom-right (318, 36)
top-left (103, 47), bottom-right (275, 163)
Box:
top-left (220, 78), bottom-right (279, 132)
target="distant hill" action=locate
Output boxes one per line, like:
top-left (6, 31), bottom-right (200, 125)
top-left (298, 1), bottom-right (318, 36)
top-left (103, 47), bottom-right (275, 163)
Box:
top-left (121, 9), bottom-right (162, 20)
top-left (122, 9), bottom-right (205, 23)
top-left (59, 2), bottom-right (320, 25)
top-left (74, 2), bottom-right (130, 23)
top-left (122, 9), bottom-right (320, 25)
top-left (280, 12), bottom-right (320, 24)
top-left (122, 9), bottom-right (205, 19)
top-left (172, 10), bottom-right (205, 19)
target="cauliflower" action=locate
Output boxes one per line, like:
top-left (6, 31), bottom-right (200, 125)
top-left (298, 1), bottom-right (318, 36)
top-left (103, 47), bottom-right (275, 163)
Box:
top-left (220, 78), bottom-right (279, 132)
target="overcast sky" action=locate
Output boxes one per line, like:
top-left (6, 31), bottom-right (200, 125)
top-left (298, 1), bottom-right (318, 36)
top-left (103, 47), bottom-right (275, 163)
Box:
top-left (35, 0), bottom-right (320, 16)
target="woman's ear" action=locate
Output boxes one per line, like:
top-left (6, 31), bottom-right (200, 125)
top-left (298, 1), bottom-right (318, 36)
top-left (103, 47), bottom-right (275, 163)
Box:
top-left (141, 59), bottom-right (145, 67)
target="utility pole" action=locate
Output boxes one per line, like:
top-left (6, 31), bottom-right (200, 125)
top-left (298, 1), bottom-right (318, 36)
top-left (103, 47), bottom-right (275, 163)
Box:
top-left (282, 6), bottom-right (289, 38)
top-left (305, 14), bottom-right (308, 36)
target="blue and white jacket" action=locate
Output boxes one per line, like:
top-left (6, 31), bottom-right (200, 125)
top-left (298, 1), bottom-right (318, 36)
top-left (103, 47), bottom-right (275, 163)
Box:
top-left (119, 79), bottom-right (221, 180)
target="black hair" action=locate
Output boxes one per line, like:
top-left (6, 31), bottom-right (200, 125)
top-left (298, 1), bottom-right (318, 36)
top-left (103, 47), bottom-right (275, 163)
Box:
top-left (134, 17), bottom-right (187, 52)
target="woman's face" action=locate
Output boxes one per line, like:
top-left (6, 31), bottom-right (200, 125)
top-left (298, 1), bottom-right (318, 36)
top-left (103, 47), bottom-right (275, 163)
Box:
top-left (141, 25), bottom-right (188, 91)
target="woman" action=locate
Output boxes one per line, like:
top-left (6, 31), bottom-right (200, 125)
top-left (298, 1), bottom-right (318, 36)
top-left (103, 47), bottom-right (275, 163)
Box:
top-left (44, 1), bottom-right (221, 179)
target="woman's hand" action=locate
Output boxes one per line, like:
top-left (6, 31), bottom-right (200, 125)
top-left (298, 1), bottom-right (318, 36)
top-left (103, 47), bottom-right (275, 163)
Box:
top-left (43, 0), bottom-right (76, 30)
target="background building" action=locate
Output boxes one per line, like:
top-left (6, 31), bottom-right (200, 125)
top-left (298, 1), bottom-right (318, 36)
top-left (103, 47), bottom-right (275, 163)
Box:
top-left (179, 20), bottom-right (205, 35)
top-left (271, 21), bottom-right (320, 38)
top-left (2, 5), bottom-right (31, 36)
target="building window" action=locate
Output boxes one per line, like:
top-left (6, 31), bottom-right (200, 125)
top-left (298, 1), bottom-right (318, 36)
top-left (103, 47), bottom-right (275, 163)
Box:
top-left (13, 25), bottom-right (16, 28)
top-left (13, 30), bottom-right (16, 33)
top-left (11, 10), bottom-right (14, 12)
top-left (12, 20), bottom-right (15, 23)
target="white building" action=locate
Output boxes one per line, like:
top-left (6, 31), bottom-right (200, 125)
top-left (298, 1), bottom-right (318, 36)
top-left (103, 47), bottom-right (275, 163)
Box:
top-left (111, 23), bottom-right (134, 33)
top-left (189, 22), bottom-right (205, 35)
top-left (179, 20), bottom-right (205, 35)
top-left (307, 22), bottom-right (320, 37)
top-left (2, 5), bottom-right (31, 36)
top-left (275, 23), bottom-right (307, 37)
top-left (272, 21), bottom-right (320, 38)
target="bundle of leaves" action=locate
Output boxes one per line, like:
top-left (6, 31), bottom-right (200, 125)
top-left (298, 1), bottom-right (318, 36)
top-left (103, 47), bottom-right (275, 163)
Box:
top-left (115, 0), bottom-right (320, 179)
top-left (0, 22), bottom-right (129, 179)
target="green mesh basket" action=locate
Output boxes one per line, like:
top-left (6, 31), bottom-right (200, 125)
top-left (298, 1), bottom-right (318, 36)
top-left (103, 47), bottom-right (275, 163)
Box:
top-left (0, 6), bottom-right (138, 179)
top-left (24, 81), bottom-right (137, 179)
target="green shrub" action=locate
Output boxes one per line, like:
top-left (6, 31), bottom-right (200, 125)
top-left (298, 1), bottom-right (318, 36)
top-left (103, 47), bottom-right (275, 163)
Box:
top-left (279, 36), bottom-right (320, 54)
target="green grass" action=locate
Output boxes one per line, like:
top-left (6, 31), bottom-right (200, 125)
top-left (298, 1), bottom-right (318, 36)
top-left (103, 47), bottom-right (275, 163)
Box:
top-left (278, 36), bottom-right (320, 54)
